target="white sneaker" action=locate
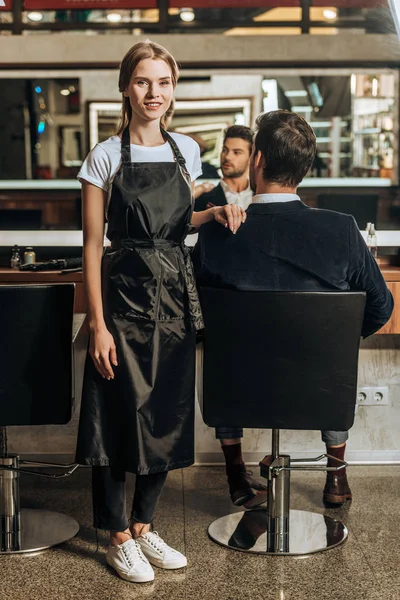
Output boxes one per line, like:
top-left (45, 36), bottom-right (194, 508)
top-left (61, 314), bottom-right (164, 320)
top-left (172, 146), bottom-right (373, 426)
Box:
top-left (106, 538), bottom-right (155, 583)
top-left (137, 531), bottom-right (187, 570)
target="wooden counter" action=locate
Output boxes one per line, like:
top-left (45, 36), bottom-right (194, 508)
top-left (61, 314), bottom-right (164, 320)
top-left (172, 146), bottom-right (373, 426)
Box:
top-left (376, 266), bottom-right (400, 334)
top-left (0, 266), bottom-right (400, 333)
top-left (0, 268), bottom-right (86, 313)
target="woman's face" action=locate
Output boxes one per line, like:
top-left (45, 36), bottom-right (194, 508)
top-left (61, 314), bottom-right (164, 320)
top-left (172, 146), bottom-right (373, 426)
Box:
top-left (124, 58), bottom-right (174, 123)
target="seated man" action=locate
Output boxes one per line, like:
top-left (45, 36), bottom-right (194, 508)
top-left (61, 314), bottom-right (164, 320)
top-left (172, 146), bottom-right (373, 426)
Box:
top-left (194, 125), bottom-right (253, 212)
top-left (193, 109), bottom-right (393, 507)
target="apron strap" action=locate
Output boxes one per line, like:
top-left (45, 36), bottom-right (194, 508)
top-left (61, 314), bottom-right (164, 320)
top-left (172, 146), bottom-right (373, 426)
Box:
top-left (161, 128), bottom-right (190, 173)
top-left (121, 127), bottom-right (132, 164)
top-left (121, 126), bottom-right (190, 178)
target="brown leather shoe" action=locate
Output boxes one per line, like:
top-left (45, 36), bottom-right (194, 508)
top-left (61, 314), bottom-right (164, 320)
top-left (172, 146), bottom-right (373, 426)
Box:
top-left (323, 474), bottom-right (352, 506)
top-left (227, 467), bottom-right (268, 508)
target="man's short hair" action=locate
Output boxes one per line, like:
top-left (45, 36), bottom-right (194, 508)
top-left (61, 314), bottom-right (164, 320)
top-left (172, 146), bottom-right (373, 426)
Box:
top-left (223, 125), bottom-right (253, 152)
top-left (254, 110), bottom-right (317, 187)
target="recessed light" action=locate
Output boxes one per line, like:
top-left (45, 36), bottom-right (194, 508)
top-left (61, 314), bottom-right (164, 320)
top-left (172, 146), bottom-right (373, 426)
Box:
top-left (323, 9), bottom-right (337, 20)
top-left (107, 12), bottom-right (122, 23)
top-left (60, 89), bottom-right (70, 96)
top-left (27, 11), bottom-right (43, 22)
top-left (180, 8), bottom-right (195, 23)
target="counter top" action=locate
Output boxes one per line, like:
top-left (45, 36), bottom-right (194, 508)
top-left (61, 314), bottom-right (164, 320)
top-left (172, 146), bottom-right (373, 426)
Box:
top-left (0, 177), bottom-right (393, 190)
top-left (0, 268), bottom-right (83, 282)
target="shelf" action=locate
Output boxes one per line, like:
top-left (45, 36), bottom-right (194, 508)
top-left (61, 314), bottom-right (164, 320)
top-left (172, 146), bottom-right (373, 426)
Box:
top-left (354, 129), bottom-right (394, 135)
top-left (316, 137), bottom-right (351, 143)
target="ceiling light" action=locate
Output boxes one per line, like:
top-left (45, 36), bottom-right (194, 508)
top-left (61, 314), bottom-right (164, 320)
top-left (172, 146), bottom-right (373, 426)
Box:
top-left (27, 11), bottom-right (43, 22)
top-left (60, 88), bottom-right (71, 96)
top-left (180, 8), bottom-right (195, 23)
top-left (107, 12), bottom-right (122, 23)
top-left (323, 9), bottom-right (337, 20)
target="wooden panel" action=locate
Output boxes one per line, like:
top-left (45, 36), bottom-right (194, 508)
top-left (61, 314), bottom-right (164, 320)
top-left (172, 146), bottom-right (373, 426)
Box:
top-left (377, 282), bottom-right (400, 335)
top-left (0, 269), bottom-right (86, 313)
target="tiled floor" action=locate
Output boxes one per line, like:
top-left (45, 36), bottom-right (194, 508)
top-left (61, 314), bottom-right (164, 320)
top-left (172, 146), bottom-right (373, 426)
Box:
top-left (1, 465), bottom-right (399, 600)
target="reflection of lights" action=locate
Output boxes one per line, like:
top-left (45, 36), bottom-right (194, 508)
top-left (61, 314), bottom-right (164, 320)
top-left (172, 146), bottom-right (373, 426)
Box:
top-left (234, 113), bottom-right (245, 125)
top-left (39, 102), bottom-right (46, 109)
top-left (37, 121), bottom-right (46, 134)
top-left (180, 8), bottom-right (195, 22)
top-left (27, 11), bottom-right (43, 22)
top-left (106, 12), bottom-right (122, 23)
top-left (68, 85), bottom-right (76, 93)
top-left (323, 9), bottom-right (337, 20)
top-left (60, 89), bottom-right (71, 96)
top-left (34, 86), bottom-right (42, 93)
top-left (388, 0), bottom-right (400, 39)
top-left (35, 143), bottom-right (41, 149)
top-left (350, 74), bottom-right (356, 95)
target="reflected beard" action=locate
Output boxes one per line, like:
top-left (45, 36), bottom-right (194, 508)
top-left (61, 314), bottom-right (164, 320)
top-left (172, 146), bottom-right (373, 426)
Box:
top-left (222, 168), bottom-right (247, 179)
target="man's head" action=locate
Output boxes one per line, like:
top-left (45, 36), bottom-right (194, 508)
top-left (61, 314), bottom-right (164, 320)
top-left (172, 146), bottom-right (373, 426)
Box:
top-left (220, 125), bottom-right (253, 179)
top-left (250, 110), bottom-right (317, 193)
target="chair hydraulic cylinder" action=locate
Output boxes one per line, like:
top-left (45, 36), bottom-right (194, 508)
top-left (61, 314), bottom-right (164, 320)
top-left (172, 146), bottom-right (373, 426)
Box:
top-left (0, 456), bottom-right (21, 552)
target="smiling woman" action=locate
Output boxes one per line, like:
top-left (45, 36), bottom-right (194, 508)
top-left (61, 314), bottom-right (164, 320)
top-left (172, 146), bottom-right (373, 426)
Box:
top-left (74, 39), bottom-right (245, 585)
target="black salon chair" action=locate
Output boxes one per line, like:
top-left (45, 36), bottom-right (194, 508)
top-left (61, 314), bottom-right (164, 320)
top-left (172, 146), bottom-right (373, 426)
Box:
top-left (317, 194), bottom-right (378, 230)
top-left (200, 288), bottom-right (365, 556)
top-left (0, 284), bottom-right (87, 554)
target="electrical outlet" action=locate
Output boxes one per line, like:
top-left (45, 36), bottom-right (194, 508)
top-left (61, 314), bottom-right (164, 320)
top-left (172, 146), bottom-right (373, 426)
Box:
top-left (370, 387), bottom-right (389, 406)
top-left (356, 386), bottom-right (389, 406)
top-left (357, 387), bottom-right (371, 405)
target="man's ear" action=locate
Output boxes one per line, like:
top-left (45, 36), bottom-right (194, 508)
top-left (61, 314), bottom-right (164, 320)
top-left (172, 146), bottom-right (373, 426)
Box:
top-left (254, 150), bottom-right (264, 169)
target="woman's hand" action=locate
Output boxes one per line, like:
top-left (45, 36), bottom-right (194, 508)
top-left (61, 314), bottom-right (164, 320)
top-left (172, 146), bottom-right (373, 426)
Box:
top-left (212, 204), bottom-right (247, 234)
top-left (89, 326), bottom-right (118, 380)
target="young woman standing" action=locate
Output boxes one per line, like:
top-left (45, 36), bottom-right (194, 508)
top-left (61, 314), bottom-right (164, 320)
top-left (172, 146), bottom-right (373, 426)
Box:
top-left (75, 41), bottom-right (245, 583)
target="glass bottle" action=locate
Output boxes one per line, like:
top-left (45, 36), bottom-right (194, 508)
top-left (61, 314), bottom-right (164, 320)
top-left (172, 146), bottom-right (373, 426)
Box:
top-left (368, 224), bottom-right (378, 258)
top-left (23, 247), bottom-right (36, 265)
top-left (10, 245), bottom-right (21, 270)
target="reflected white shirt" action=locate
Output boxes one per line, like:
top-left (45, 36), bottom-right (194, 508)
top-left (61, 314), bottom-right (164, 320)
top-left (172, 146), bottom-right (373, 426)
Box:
top-left (220, 179), bottom-right (253, 210)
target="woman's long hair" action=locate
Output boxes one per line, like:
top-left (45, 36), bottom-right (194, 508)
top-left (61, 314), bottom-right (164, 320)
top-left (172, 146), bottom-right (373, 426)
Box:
top-left (116, 41), bottom-right (179, 136)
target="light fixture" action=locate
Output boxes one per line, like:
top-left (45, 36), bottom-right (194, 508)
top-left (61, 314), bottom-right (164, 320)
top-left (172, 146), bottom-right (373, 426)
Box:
top-left (106, 11), bottom-right (122, 23)
top-left (68, 85), bottom-right (76, 93)
top-left (180, 8), bottom-right (195, 23)
top-left (27, 11), bottom-right (43, 22)
top-left (34, 86), bottom-right (42, 94)
top-left (323, 9), bottom-right (337, 20)
top-left (60, 88), bottom-right (71, 96)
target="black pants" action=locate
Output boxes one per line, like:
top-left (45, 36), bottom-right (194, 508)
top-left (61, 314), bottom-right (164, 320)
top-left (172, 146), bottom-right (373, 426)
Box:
top-left (92, 467), bottom-right (168, 531)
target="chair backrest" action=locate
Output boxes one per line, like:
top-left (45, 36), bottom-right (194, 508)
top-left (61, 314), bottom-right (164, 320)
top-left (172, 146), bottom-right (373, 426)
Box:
top-left (200, 289), bottom-right (366, 432)
top-left (317, 194), bottom-right (378, 230)
top-left (0, 284), bottom-right (75, 426)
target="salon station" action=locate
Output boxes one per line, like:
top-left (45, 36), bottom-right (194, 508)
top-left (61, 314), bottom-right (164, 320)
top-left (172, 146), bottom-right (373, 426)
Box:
top-left (1, 2), bottom-right (400, 599)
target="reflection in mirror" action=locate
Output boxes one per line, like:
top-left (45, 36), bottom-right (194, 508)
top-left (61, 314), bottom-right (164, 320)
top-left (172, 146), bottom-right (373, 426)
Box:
top-left (262, 71), bottom-right (398, 183)
top-left (88, 97), bottom-right (252, 172)
top-left (0, 78), bottom-right (81, 180)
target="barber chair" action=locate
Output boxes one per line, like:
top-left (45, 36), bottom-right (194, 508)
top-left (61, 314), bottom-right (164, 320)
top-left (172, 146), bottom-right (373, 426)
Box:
top-left (200, 289), bottom-right (365, 556)
top-left (0, 284), bottom-right (86, 554)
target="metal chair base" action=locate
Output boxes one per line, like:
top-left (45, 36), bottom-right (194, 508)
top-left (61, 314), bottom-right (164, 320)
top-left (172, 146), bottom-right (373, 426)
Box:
top-left (1, 509), bottom-right (79, 554)
top-left (208, 508), bottom-right (347, 556)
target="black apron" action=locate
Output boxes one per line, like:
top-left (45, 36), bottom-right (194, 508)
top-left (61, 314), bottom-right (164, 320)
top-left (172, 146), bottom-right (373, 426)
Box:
top-left (75, 128), bottom-right (203, 475)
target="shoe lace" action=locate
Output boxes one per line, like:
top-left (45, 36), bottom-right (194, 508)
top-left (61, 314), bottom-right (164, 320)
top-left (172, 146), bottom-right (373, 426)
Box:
top-left (122, 539), bottom-right (147, 566)
top-left (146, 531), bottom-right (171, 555)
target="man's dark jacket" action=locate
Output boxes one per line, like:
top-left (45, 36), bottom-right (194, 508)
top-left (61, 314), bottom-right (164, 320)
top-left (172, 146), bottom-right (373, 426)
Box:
top-left (194, 182), bottom-right (226, 212)
top-left (192, 200), bottom-right (393, 337)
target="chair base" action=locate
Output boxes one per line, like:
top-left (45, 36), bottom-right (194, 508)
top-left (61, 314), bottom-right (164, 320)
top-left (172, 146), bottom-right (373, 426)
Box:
top-left (208, 508), bottom-right (347, 556)
top-left (1, 509), bottom-right (79, 554)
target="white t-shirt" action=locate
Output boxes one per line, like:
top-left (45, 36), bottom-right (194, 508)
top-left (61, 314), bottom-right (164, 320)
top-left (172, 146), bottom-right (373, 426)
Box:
top-left (78, 132), bottom-right (202, 195)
